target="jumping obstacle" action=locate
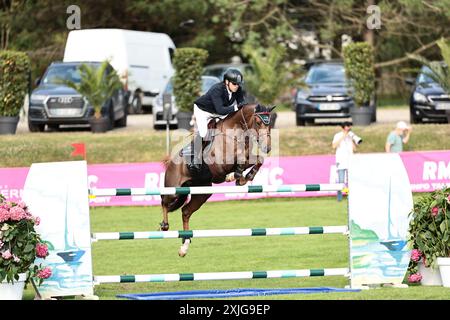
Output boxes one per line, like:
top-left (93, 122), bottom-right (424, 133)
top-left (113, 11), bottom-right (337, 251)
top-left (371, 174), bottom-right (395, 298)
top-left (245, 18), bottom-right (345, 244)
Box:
top-left (88, 183), bottom-right (346, 197)
top-left (91, 225), bottom-right (348, 241)
top-left (93, 268), bottom-right (350, 284)
top-left (23, 155), bottom-right (413, 299)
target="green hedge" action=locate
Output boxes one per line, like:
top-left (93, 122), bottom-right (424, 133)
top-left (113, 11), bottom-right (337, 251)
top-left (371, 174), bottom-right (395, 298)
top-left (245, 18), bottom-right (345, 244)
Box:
top-left (0, 51), bottom-right (31, 116)
top-left (343, 42), bottom-right (375, 107)
top-left (173, 47), bottom-right (209, 112)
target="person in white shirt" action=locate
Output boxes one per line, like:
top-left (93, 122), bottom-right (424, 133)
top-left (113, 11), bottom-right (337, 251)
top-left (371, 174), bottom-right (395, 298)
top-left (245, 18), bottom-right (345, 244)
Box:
top-left (332, 121), bottom-right (359, 201)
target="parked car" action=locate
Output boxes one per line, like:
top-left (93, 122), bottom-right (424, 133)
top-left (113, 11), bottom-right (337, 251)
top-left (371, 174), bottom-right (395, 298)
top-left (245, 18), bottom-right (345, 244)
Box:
top-left (152, 75), bottom-right (220, 129)
top-left (293, 60), bottom-right (376, 126)
top-left (63, 29), bottom-right (176, 113)
top-left (203, 63), bottom-right (257, 103)
top-left (28, 61), bottom-right (127, 132)
top-left (406, 65), bottom-right (450, 124)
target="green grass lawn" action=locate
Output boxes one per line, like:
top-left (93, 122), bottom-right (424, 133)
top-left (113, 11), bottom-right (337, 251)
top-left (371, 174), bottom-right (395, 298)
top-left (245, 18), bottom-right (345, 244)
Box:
top-left (23, 197), bottom-right (450, 300)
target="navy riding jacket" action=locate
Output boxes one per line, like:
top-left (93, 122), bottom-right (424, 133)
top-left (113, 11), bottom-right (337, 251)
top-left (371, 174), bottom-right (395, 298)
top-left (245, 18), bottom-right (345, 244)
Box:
top-left (194, 82), bottom-right (245, 115)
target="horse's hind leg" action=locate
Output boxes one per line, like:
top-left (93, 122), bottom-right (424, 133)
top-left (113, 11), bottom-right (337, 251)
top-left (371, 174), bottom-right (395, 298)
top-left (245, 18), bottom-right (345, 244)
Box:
top-left (160, 194), bottom-right (180, 231)
top-left (178, 193), bottom-right (212, 257)
top-left (160, 204), bottom-right (170, 231)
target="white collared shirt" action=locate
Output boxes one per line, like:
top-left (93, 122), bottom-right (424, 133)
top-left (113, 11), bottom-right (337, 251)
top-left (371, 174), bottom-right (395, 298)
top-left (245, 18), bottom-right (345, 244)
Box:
top-left (226, 85), bottom-right (238, 110)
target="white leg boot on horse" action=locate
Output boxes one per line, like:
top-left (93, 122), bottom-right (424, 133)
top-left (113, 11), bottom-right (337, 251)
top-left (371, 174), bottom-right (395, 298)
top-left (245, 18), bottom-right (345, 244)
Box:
top-left (178, 193), bottom-right (212, 257)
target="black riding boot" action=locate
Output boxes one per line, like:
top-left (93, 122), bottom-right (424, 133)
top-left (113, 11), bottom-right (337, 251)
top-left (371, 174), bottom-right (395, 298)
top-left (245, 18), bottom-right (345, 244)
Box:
top-left (189, 133), bottom-right (203, 176)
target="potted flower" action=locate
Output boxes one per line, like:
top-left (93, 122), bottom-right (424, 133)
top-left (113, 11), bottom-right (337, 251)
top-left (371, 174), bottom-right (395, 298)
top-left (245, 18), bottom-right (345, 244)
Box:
top-left (407, 187), bottom-right (450, 286)
top-left (0, 195), bottom-right (52, 300)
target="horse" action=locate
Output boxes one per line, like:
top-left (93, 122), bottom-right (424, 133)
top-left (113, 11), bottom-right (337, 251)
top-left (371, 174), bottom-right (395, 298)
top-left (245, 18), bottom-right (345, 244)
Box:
top-left (161, 103), bottom-right (275, 257)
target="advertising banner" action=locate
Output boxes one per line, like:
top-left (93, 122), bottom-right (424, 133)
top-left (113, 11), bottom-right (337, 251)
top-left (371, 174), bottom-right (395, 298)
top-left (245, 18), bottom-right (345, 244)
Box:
top-left (1, 150), bottom-right (449, 206)
top-left (348, 154), bottom-right (413, 287)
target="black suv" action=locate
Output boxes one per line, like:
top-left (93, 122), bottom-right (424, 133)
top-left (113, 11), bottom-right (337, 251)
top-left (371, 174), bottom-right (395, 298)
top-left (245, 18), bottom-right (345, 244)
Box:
top-left (293, 60), bottom-right (375, 126)
top-left (28, 61), bottom-right (127, 132)
top-left (406, 65), bottom-right (450, 124)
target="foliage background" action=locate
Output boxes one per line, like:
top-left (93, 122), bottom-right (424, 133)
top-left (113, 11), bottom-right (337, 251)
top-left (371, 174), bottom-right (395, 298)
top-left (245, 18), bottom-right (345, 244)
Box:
top-left (0, 50), bottom-right (30, 116)
top-left (172, 47), bottom-right (208, 112)
top-left (1, 0), bottom-right (450, 102)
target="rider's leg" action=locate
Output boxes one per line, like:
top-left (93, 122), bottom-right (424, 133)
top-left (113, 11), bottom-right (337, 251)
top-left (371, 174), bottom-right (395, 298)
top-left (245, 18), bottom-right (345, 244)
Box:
top-left (191, 105), bottom-right (210, 173)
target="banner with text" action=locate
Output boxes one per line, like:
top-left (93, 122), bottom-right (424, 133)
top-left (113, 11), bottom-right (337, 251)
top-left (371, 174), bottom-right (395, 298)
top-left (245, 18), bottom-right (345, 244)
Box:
top-left (1, 150), bottom-right (449, 206)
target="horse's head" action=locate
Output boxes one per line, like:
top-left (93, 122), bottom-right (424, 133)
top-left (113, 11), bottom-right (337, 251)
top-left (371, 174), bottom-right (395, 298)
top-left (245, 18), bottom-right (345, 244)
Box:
top-left (251, 104), bottom-right (276, 154)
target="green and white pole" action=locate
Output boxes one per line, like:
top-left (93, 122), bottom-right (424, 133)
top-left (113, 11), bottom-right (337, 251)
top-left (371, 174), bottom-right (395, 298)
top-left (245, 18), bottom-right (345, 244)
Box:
top-left (91, 226), bottom-right (348, 242)
top-left (89, 183), bottom-right (346, 197)
top-left (93, 268), bottom-right (350, 284)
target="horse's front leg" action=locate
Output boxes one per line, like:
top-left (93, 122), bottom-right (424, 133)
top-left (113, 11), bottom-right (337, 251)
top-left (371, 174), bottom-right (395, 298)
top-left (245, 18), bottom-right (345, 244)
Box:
top-left (244, 160), bottom-right (264, 182)
top-left (226, 165), bottom-right (247, 186)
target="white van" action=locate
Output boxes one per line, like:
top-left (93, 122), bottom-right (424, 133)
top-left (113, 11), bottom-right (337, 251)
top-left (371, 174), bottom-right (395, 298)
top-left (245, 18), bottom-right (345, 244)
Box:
top-left (63, 28), bottom-right (176, 112)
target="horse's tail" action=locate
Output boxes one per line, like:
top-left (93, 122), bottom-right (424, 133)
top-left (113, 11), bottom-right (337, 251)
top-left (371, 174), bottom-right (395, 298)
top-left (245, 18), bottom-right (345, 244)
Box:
top-left (166, 194), bottom-right (188, 212)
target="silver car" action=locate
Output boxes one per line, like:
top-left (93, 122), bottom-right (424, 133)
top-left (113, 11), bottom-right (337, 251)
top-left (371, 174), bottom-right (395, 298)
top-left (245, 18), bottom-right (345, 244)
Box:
top-left (152, 75), bottom-right (220, 129)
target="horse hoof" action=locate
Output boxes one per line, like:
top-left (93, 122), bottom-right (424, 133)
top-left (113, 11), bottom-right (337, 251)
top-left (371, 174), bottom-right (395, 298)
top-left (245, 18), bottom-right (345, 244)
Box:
top-left (159, 222), bottom-right (169, 231)
top-left (178, 249), bottom-right (187, 257)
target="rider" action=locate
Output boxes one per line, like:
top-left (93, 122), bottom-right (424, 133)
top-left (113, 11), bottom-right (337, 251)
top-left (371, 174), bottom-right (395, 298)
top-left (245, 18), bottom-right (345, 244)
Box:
top-left (188, 68), bottom-right (246, 175)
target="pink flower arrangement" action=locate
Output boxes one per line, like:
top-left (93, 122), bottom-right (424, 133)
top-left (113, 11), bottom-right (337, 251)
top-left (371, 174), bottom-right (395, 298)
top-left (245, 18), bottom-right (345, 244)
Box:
top-left (0, 194), bottom-right (52, 285)
top-left (37, 267), bottom-right (52, 279)
top-left (411, 249), bottom-right (422, 262)
top-left (36, 243), bottom-right (49, 258)
top-left (408, 187), bottom-right (450, 280)
top-left (408, 273), bottom-right (422, 283)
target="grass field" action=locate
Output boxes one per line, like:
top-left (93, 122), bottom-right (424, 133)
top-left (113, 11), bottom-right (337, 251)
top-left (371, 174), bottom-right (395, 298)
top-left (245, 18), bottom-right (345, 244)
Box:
top-left (23, 197), bottom-right (450, 300)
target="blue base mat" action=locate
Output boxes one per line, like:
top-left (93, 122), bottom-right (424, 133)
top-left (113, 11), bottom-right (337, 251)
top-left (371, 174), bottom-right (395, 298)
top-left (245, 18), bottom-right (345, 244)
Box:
top-left (117, 287), bottom-right (361, 300)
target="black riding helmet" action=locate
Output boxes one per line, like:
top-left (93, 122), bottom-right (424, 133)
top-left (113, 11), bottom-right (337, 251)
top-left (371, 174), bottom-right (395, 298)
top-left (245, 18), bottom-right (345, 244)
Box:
top-left (223, 68), bottom-right (244, 85)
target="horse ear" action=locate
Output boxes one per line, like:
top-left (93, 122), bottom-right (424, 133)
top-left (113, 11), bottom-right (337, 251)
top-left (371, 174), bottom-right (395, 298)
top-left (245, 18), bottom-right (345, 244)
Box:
top-left (269, 105), bottom-right (276, 112)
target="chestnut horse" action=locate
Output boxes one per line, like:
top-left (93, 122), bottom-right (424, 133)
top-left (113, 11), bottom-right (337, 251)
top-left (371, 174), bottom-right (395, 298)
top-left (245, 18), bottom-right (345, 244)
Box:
top-left (161, 103), bottom-right (275, 256)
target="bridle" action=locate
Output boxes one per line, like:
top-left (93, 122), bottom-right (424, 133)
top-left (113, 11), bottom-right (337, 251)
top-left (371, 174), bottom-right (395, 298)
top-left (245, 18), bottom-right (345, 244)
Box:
top-left (239, 107), bottom-right (271, 149)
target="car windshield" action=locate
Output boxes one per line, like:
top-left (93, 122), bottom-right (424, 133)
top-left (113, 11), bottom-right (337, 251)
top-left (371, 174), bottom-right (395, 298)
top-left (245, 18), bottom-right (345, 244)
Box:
top-left (42, 64), bottom-right (98, 85)
top-left (305, 64), bottom-right (346, 84)
top-left (417, 66), bottom-right (439, 84)
top-left (164, 77), bottom-right (219, 94)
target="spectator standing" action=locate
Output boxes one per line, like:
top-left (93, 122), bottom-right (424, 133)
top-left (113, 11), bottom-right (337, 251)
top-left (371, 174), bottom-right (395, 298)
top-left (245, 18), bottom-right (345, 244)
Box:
top-left (385, 121), bottom-right (412, 153)
top-left (332, 121), bottom-right (359, 201)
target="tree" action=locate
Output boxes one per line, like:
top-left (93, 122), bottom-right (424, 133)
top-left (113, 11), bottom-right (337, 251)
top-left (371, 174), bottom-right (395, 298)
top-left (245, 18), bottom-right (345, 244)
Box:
top-left (408, 38), bottom-right (450, 93)
top-left (243, 37), bottom-right (303, 105)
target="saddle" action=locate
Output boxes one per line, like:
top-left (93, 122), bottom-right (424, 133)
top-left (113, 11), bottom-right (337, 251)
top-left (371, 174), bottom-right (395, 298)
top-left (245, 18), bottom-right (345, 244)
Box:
top-left (179, 118), bottom-right (219, 181)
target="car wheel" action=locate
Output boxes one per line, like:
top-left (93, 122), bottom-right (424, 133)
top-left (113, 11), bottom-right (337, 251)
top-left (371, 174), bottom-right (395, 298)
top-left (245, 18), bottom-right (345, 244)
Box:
top-left (371, 107), bottom-right (377, 123)
top-left (410, 109), bottom-right (421, 124)
top-left (296, 117), bottom-right (305, 126)
top-left (28, 121), bottom-right (45, 132)
top-left (108, 104), bottom-right (115, 130)
top-left (130, 92), bottom-right (143, 114)
top-left (116, 112), bottom-right (127, 127)
top-left (116, 103), bottom-right (128, 127)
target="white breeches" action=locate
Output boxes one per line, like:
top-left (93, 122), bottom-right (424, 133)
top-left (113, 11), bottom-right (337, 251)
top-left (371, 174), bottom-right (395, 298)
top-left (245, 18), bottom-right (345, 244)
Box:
top-left (193, 104), bottom-right (227, 138)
